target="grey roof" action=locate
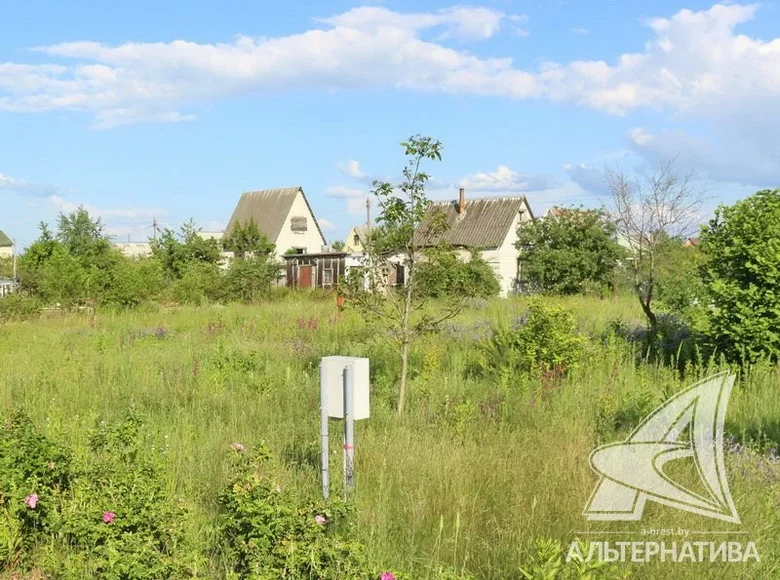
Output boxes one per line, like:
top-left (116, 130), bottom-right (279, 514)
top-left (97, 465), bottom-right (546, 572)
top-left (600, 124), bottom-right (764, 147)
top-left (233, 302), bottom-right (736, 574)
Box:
top-left (225, 186), bottom-right (326, 244)
top-left (412, 195), bottom-right (532, 248)
top-left (0, 230), bottom-right (12, 247)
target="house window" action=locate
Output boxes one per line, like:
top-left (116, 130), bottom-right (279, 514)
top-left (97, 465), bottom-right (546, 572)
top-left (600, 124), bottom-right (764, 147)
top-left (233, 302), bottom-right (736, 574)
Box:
top-left (353, 234), bottom-right (360, 245)
top-left (291, 247), bottom-right (305, 255)
top-left (323, 269), bottom-right (334, 287)
top-left (291, 216), bottom-right (308, 232)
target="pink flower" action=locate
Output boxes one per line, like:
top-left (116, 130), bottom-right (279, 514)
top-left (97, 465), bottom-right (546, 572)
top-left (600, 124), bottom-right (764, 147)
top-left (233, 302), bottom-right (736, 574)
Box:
top-left (314, 515), bottom-right (327, 525)
top-left (380, 573), bottom-right (396, 580)
top-left (102, 511), bottom-right (116, 524)
top-left (24, 494), bottom-right (38, 509)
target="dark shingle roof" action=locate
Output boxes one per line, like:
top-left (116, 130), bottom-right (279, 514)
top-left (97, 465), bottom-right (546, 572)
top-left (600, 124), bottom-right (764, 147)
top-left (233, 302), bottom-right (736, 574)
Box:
top-left (225, 186), bottom-right (326, 244)
top-left (0, 230), bottom-right (12, 247)
top-left (413, 196), bottom-right (531, 248)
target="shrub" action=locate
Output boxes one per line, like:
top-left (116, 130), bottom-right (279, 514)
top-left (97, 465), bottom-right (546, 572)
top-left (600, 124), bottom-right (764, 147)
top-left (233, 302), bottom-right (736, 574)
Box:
top-left (0, 410), bottom-right (200, 578)
top-left (216, 443), bottom-right (375, 579)
top-left (416, 247), bottom-right (500, 299)
top-left (470, 298), bottom-right (585, 379)
top-left (0, 294), bottom-right (43, 323)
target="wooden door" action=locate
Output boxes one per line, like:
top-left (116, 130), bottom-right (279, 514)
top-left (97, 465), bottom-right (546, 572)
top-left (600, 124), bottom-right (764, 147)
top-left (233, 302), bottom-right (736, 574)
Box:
top-left (299, 265), bottom-right (313, 289)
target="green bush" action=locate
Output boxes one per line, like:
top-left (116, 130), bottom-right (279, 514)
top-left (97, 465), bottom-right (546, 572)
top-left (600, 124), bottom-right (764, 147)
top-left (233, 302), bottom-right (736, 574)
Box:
top-left (216, 443), bottom-right (375, 579)
top-left (0, 410), bottom-right (201, 578)
top-left (700, 188), bottom-right (780, 363)
top-left (0, 294), bottom-right (43, 323)
top-left (470, 298), bottom-right (585, 379)
top-left (416, 247), bottom-right (500, 299)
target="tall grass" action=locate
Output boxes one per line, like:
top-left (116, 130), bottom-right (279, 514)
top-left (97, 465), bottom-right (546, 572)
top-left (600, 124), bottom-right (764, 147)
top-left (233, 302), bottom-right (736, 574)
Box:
top-left (0, 294), bottom-right (778, 578)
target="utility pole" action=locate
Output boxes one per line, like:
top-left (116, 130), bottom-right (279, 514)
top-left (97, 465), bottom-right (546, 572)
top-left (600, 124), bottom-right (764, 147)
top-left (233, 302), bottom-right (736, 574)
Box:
top-left (12, 237), bottom-right (17, 287)
top-left (365, 197), bottom-right (371, 234)
top-left (152, 217), bottom-right (158, 242)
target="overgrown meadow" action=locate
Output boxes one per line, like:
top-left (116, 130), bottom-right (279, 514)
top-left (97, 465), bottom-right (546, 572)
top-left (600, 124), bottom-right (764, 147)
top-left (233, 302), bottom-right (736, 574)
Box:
top-left (1, 293), bottom-right (780, 578)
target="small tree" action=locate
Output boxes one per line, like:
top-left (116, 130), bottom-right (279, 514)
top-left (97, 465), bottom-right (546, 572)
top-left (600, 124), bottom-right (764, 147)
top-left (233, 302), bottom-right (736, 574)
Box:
top-left (605, 157), bottom-right (706, 334)
top-left (222, 219), bottom-right (274, 259)
top-left (515, 207), bottom-right (622, 295)
top-left (342, 135), bottom-right (467, 415)
top-left (151, 220), bottom-right (222, 279)
top-left (331, 240), bottom-right (346, 251)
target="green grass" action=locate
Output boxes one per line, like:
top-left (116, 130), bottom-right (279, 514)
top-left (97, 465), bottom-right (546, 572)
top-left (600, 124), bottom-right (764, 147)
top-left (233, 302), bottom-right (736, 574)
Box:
top-left (1, 294), bottom-right (779, 578)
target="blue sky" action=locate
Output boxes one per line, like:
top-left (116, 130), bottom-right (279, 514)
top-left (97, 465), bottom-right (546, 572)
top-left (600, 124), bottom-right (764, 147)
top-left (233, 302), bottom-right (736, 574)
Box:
top-left (1, 0), bottom-right (779, 248)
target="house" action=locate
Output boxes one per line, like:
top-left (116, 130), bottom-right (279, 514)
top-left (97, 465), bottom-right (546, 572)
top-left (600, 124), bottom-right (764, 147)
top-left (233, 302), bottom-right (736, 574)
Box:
top-left (683, 237), bottom-right (700, 248)
top-left (409, 188), bottom-right (534, 297)
top-left (344, 226), bottom-right (369, 253)
top-left (224, 187), bottom-right (327, 257)
top-left (113, 241), bottom-right (152, 258)
top-left (0, 230), bottom-right (14, 259)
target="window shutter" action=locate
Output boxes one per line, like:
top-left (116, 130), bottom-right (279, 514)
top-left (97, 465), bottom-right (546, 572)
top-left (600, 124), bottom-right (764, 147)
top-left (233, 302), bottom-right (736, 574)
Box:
top-left (291, 216), bottom-right (308, 232)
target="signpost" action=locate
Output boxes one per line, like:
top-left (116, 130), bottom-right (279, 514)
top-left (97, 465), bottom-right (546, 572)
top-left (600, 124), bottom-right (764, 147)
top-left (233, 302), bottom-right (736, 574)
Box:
top-left (319, 356), bottom-right (370, 501)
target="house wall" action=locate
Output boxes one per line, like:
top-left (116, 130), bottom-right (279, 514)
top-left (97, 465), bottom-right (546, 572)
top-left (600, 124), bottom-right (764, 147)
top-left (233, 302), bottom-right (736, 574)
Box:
top-left (275, 192), bottom-right (327, 255)
top-left (483, 208), bottom-right (531, 297)
top-left (343, 228), bottom-right (364, 253)
top-left (0, 246), bottom-right (13, 259)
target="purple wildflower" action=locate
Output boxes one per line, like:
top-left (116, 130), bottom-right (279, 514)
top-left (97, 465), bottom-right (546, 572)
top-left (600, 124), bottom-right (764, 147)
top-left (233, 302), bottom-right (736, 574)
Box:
top-left (25, 494), bottom-right (38, 509)
top-left (102, 511), bottom-right (116, 524)
top-left (314, 515), bottom-right (328, 525)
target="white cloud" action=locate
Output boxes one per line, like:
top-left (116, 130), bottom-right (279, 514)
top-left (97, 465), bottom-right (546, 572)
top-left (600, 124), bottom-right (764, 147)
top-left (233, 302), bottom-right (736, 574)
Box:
top-left (336, 159), bottom-right (365, 180)
top-left (571, 27), bottom-right (589, 35)
top-left (319, 218), bottom-right (336, 231)
top-left (47, 194), bottom-right (167, 221)
top-left (459, 165), bottom-right (558, 192)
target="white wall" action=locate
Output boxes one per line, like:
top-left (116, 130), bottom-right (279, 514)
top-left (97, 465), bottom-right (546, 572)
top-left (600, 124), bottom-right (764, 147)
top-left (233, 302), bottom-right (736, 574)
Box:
top-left (0, 246), bottom-right (13, 259)
top-left (484, 207), bottom-right (531, 297)
top-left (274, 191), bottom-right (327, 255)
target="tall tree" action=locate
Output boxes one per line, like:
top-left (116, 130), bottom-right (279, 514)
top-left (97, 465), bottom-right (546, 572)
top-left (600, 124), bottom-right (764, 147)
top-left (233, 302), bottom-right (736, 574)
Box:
top-left (515, 207), bottom-right (622, 295)
top-left (342, 135), bottom-right (466, 415)
top-left (605, 157), bottom-right (706, 334)
top-left (151, 220), bottom-right (222, 279)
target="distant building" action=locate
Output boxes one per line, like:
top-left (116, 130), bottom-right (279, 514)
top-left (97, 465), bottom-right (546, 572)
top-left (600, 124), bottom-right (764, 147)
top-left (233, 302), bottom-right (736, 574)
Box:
top-left (400, 188), bottom-right (535, 297)
top-left (224, 187), bottom-right (327, 257)
top-left (683, 237), bottom-right (700, 248)
top-left (0, 230), bottom-right (14, 259)
top-left (344, 226), bottom-right (369, 253)
top-left (112, 241), bottom-right (152, 258)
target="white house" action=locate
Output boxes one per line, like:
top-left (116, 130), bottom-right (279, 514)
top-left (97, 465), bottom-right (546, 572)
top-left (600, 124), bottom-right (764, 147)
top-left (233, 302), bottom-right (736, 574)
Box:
top-left (344, 226), bottom-right (369, 253)
top-left (408, 188), bottom-right (534, 297)
top-left (0, 230), bottom-right (14, 259)
top-left (224, 186), bottom-right (327, 257)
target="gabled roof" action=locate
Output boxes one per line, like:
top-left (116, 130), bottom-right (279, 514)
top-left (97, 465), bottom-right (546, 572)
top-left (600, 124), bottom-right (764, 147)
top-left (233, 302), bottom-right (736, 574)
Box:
top-left (0, 230), bottom-right (12, 247)
top-left (347, 225), bottom-right (369, 243)
top-left (413, 195), bottom-right (532, 248)
top-left (225, 186), bottom-right (326, 244)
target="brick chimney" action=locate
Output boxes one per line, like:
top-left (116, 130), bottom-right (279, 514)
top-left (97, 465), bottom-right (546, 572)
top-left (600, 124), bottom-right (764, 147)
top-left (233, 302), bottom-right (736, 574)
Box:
top-left (458, 187), bottom-right (466, 214)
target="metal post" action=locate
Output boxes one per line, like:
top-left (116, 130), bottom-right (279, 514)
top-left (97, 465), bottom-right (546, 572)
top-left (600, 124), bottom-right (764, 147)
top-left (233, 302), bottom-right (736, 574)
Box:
top-left (343, 364), bottom-right (355, 500)
top-left (320, 361), bottom-right (330, 499)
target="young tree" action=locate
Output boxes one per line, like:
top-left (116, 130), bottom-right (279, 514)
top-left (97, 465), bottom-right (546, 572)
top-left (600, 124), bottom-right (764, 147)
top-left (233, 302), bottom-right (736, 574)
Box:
top-left (222, 219), bottom-right (274, 259)
top-left (151, 220), bottom-right (222, 279)
top-left (515, 207), bottom-right (622, 295)
top-left (605, 157), bottom-right (706, 334)
top-left (342, 135), bottom-right (466, 415)
top-left (56, 206), bottom-right (112, 265)
top-left (331, 240), bottom-right (346, 251)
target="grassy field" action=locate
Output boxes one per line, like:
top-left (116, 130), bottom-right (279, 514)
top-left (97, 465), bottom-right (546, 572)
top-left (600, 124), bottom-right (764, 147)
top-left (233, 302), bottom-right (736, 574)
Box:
top-left (1, 293), bottom-right (779, 578)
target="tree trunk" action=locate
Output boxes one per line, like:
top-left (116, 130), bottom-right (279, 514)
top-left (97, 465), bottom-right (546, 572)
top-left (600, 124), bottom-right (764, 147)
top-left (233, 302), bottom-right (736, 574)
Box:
top-left (397, 258), bottom-right (415, 416)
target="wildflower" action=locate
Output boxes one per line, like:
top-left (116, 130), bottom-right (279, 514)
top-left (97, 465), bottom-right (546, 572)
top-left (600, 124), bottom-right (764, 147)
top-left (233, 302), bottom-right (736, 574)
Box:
top-left (48, 461), bottom-right (56, 470)
top-left (380, 572), bottom-right (397, 580)
top-left (230, 442), bottom-right (246, 454)
top-left (314, 515), bottom-right (328, 525)
top-left (24, 494), bottom-right (38, 509)
top-left (102, 511), bottom-right (116, 524)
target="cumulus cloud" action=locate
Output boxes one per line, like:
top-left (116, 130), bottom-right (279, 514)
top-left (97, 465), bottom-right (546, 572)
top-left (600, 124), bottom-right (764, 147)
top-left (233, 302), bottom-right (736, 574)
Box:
top-left (563, 163), bottom-right (610, 195)
top-left (0, 2), bottom-right (770, 129)
top-left (459, 165), bottom-right (558, 192)
top-left (318, 218), bottom-right (336, 231)
top-left (336, 160), bottom-right (365, 180)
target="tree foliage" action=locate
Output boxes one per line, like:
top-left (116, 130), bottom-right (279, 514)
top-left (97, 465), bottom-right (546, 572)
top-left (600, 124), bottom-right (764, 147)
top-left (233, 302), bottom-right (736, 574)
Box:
top-left (515, 208), bottom-right (622, 295)
top-left (150, 220), bottom-right (222, 279)
top-left (699, 188), bottom-right (780, 363)
top-left (222, 219), bottom-right (274, 259)
top-left (416, 246), bottom-right (500, 299)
